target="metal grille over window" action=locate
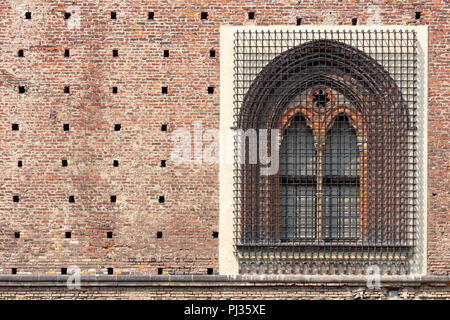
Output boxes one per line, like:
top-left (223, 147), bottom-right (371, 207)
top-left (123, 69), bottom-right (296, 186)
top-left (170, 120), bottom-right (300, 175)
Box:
top-left (233, 30), bottom-right (417, 275)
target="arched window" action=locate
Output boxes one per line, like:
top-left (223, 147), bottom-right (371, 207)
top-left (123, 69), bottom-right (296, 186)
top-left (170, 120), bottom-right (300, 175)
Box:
top-left (234, 36), bottom-right (415, 275)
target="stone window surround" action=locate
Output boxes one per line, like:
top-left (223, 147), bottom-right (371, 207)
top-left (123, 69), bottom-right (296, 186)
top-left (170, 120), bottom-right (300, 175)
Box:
top-left (219, 25), bottom-right (428, 275)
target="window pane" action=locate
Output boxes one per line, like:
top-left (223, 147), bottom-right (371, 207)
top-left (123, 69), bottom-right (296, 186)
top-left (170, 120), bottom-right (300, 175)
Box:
top-left (280, 116), bottom-right (316, 240)
top-left (280, 185), bottom-right (316, 240)
top-left (323, 185), bottom-right (360, 239)
top-left (323, 116), bottom-right (359, 176)
top-left (280, 116), bottom-right (315, 176)
top-left (323, 116), bottom-right (360, 239)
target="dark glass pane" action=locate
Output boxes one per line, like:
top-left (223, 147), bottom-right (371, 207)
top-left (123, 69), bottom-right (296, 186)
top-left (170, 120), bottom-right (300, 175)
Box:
top-left (280, 116), bottom-right (316, 176)
top-left (323, 116), bottom-right (360, 239)
top-left (280, 116), bottom-right (316, 240)
top-left (323, 116), bottom-right (359, 176)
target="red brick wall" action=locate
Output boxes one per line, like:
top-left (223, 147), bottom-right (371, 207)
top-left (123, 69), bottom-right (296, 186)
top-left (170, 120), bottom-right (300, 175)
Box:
top-left (0, 0), bottom-right (448, 276)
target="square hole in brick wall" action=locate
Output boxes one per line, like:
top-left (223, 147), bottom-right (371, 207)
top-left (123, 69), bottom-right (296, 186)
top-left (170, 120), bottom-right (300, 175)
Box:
top-left (64, 49), bottom-right (70, 57)
top-left (107, 231), bottom-right (113, 238)
top-left (110, 195), bottom-right (117, 203)
top-left (65, 231), bottom-right (71, 238)
top-left (297, 17), bottom-right (302, 25)
top-left (107, 268), bottom-right (114, 274)
top-left (163, 49), bottom-right (169, 57)
top-left (12, 123), bottom-right (19, 131)
top-left (201, 12), bottom-right (208, 20)
top-left (18, 160), bottom-right (23, 167)
top-left (114, 124), bottom-right (121, 131)
top-left (110, 12), bottom-right (116, 19)
top-left (248, 12), bottom-right (255, 20)
top-left (113, 49), bottom-right (118, 57)
top-left (64, 86), bottom-right (70, 94)
top-left (156, 231), bottom-right (162, 238)
top-left (161, 86), bottom-right (168, 94)
top-left (161, 124), bottom-right (167, 131)
top-left (212, 231), bottom-right (219, 238)
top-left (208, 86), bottom-right (215, 94)
top-left (63, 124), bottom-right (70, 131)
top-left (18, 86), bottom-right (25, 93)
top-left (148, 12), bottom-right (154, 20)
top-left (157, 268), bottom-right (163, 275)
top-left (158, 196), bottom-right (165, 203)
top-left (69, 195), bottom-right (75, 203)
top-left (352, 18), bottom-right (358, 25)
top-left (207, 268), bottom-right (213, 275)
top-left (18, 49), bottom-right (24, 57)
top-left (13, 195), bottom-right (19, 202)
top-left (113, 160), bottom-right (119, 167)
top-left (62, 159), bottom-right (68, 167)
top-left (160, 160), bottom-right (166, 167)
top-left (11, 268), bottom-right (17, 274)
top-left (14, 232), bottom-right (20, 238)
top-left (64, 12), bottom-right (71, 19)
top-left (112, 86), bottom-right (118, 94)
top-left (415, 12), bottom-right (421, 19)
top-left (25, 12), bottom-right (31, 19)
top-left (210, 49), bottom-right (216, 57)
top-left (61, 268), bottom-right (67, 275)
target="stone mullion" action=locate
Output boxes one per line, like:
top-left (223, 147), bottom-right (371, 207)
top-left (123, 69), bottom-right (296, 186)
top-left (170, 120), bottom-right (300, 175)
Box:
top-left (314, 135), bottom-right (326, 239)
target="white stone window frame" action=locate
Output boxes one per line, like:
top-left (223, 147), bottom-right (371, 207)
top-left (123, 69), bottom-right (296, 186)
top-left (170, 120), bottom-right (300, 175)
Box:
top-left (219, 25), bottom-right (428, 275)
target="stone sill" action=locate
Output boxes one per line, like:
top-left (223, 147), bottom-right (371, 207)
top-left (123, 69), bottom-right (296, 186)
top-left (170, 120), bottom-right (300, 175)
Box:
top-left (0, 275), bottom-right (448, 287)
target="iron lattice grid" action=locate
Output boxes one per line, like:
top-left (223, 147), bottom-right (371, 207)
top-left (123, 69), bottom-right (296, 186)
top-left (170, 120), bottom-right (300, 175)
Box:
top-left (232, 29), bottom-right (418, 275)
